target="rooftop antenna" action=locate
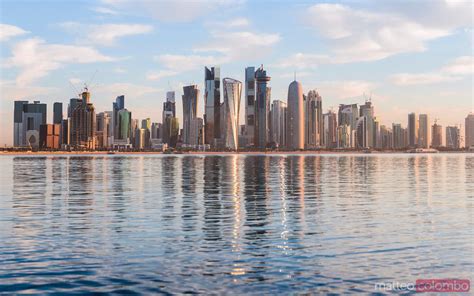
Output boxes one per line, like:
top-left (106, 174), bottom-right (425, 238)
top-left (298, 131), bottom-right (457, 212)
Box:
top-left (294, 70), bottom-right (296, 81)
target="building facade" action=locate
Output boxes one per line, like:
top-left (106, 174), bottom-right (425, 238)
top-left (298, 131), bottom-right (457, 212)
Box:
top-left (287, 80), bottom-right (305, 150)
top-left (182, 85), bottom-right (200, 146)
top-left (270, 100), bottom-right (287, 149)
top-left (222, 78), bottom-right (242, 150)
top-left (204, 66), bottom-right (221, 146)
top-left (254, 65), bottom-right (271, 149)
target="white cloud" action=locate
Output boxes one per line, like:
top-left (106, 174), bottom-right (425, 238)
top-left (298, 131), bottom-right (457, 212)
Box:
top-left (205, 17), bottom-right (250, 29)
top-left (69, 78), bottom-right (82, 85)
top-left (316, 80), bottom-right (377, 100)
top-left (194, 31), bottom-right (280, 59)
top-left (94, 82), bottom-right (162, 98)
top-left (114, 67), bottom-right (127, 74)
top-left (390, 73), bottom-right (461, 86)
top-left (100, 0), bottom-right (245, 22)
top-left (306, 4), bottom-right (450, 63)
top-left (441, 56), bottom-right (474, 75)
top-left (0, 24), bottom-right (29, 41)
top-left (154, 54), bottom-right (225, 72)
top-left (92, 6), bottom-right (119, 15)
top-left (146, 70), bottom-right (178, 81)
top-left (60, 22), bottom-right (153, 46)
top-left (274, 53), bottom-right (331, 70)
top-left (390, 56), bottom-right (473, 86)
top-left (4, 38), bottom-right (115, 86)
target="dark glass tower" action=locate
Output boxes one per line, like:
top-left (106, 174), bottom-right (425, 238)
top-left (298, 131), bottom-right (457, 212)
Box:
top-left (254, 65), bottom-right (271, 149)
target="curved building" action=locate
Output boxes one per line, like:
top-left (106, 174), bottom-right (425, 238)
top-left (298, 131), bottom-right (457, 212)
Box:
top-left (287, 80), bottom-right (304, 150)
top-left (223, 78), bottom-right (242, 150)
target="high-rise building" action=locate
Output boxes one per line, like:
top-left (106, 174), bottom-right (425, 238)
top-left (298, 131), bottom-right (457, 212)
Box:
top-left (356, 116), bottom-right (368, 148)
top-left (151, 122), bottom-right (162, 139)
top-left (287, 80), bottom-right (305, 150)
top-left (68, 98), bottom-right (81, 118)
top-left (255, 65), bottom-right (271, 149)
top-left (244, 67), bottom-right (256, 147)
top-left (408, 113), bottom-right (418, 147)
top-left (70, 89), bottom-right (96, 149)
top-left (337, 124), bottom-right (351, 148)
top-left (96, 112), bottom-right (110, 149)
top-left (270, 100), bottom-right (287, 148)
top-left (53, 102), bottom-right (63, 124)
top-left (323, 111), bottom-right (337, 149)
top-left (392, 123), bottom-right (405, 149)
top-left (189, 118), bottom-right (204, 148)
top-left (379, 125), bottom-right (392, 149)
top-left (112, 95), bottom-right (125, 139)
top-left (305, 90), bottom-right (322, 148)
top-left (222, 78), bottom-right (242, 150)
top-left (141, 118), bottom-right (151, 149)
top-left (164, 117), bottom-right (179, 148)
top-left (40, 124), bottom-right (61, 150)
top-left (446, 126), bottom-right (460, 149)
top-left (359, 101), bottom-right (374, 147)
top-left (117, 109), bottom-right (132, 141)
top-left (418, 114), bottom-right (430, 148)
top-left (338, 103), bottom-right (358, 148)
top-left (13, 101), bottom-right (27, 147)
top-left (431, 122), bottom-right (443, 148)
top-left (182, 85), bottom-right (200, 145)
top-left (13, 100), bottom-right (47, 147)
top-left (204, 66), bottom-right (221, 146)
top-left (162, 91), bottom-right (177, 147)
top-left (465, 113), bottom-right (474, 148)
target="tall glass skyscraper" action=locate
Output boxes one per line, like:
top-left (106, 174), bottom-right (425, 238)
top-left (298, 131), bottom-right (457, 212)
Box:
top-left (70, 89), bottom-right (96, 149)
top-left (418, 114), bottom-right (430, 148)
top-left (182, 85), bottom-right (199, 145)
top-left (222, 78), bottom-right (242, 150)
top-left (305, 90), bottom-right (322, 148)
top-left (204, 66), bottom-right (220, 146)
top-left (270, 100), bottom-right (287, 148)
top-left (255, 65), bottom-right (271, 149)
top-left (408, 112), bottom-right (418, 148)
top-left (287, 80), bottom-right (305, 150)
top-left (244, 67), bottom-right (256, 147)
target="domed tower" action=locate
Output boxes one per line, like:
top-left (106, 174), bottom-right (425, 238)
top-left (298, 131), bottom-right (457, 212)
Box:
top-left (287, 80), bottom-right (304, 150)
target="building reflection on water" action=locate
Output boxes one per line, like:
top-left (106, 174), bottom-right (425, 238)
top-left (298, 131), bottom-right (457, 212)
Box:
top-left (4, 154), bottom-right (471, 294)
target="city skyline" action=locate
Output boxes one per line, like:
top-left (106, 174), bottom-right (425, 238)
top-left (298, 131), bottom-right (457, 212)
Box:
top-left (1, 0), bottom-right (473, 146)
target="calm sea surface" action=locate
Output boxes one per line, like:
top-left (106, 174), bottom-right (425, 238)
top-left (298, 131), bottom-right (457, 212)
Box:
top-left (0, 154), bottom-right (472, 294)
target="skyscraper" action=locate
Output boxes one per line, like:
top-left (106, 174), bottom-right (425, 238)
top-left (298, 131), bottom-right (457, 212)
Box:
top-left (287, 80), bottom-right (305, 150)
top-left (182, 85), bottom-right (200, 146)
top-left (418, 114), bottom-right (430, 148)
top-left (13, 101), bottom-right (47, 147)
top-left (446, 126), bottom-right (460, 149)
top-left (117, 109), bottom-right (132, 141)
top-left (392, 123), bottom-right (404, 149)
top-left (255, 65), bottom-right (271, 149)
top-left (306, 90), bottom-right (322, 149)
top-left (244, 67), bottom-right (256, 147)
top-left (356, 116), bottom-right (368, 148)
top-left (222, 78), bottom-right (242, 150)
top-left (113, 95), bottom-right (125, 139)
top-left (431, 122), bottom-right (442, 148)
top-left (408, 113), bottom-right (418, 147)
top-left (323, 111), bottom-right (337, 149)
top-left (96, 112), bottom-right (110, 149)
top-left (270, 100), bottom-right (287, 148)
top-left (70, 89), bottom-right (96, 149)
top-left (204, 66), bottom-right (221, 146)
top-left (53, 102), bottom-right (63, 124)
top-left (338, 103), bottom-right (358, 147)
top-left (465, 113), bottom-right (474, 148)
top-left (359, 101), bottom-right (374, 147)
top-left (141, 118), bottom-right (151, 148)
top-left (162, 91), bottom-right (178, 147)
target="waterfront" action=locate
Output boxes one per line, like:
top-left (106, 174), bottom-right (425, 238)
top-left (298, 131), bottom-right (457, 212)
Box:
top-left (0, 154), bottom-right (472, 294)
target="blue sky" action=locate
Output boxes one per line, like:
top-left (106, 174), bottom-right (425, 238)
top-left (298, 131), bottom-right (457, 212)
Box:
top-left (1, 0), bottom-right (472, 146)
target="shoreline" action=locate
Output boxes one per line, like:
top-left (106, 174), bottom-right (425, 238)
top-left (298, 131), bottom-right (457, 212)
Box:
top-left (0, 150), bottom-right (469, 156)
